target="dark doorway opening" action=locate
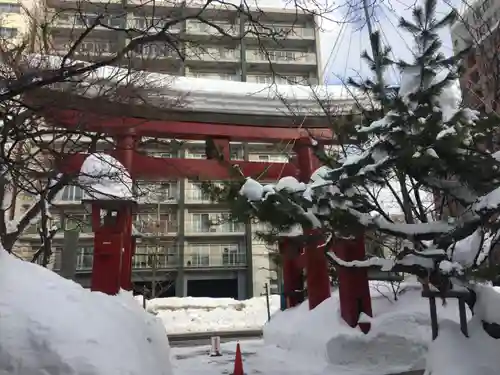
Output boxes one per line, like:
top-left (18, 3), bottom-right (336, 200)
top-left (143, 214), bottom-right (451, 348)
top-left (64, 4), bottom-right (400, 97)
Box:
top-left (187, 278), bottom-right (238, 299)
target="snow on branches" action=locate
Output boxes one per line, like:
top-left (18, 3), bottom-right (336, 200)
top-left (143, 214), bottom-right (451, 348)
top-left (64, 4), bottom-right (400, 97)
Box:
top-left (230, 0), bottom-right (500, 289)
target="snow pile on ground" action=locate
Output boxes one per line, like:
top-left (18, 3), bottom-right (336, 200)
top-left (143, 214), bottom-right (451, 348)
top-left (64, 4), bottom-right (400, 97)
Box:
top-left (0, 247), bottom-right (172, 375)
top-left (264, 280), bottom-right (467, 375)
top-left (142, 296), bottom-right (281, 334)
top-left (425, 285), bottom-right (500, 375)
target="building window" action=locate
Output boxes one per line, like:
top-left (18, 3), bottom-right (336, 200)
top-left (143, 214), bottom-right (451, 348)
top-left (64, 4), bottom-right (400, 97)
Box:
top-left (0, 3), bottom-right (21, 13)
top-left (134, 209), bottom-right (177, 235)
top-left (185, 243), bottom-right (245, 267)
top-left (64, 213), bottom-right (92, 233)
top-left (135, 181), bottom-right (178, 202)
top-left (186, 181), bottom-right (212, 202)
top-left (76, 246), bottom-right (94, 270)
top-left (0, 27), bottom-right (17, 38)
top-left (134, 243), bottom-right (177, 268)
top-left (191, 213), bottom-right (212, 232)
top-left (60, 185), bottom-right (83, 201)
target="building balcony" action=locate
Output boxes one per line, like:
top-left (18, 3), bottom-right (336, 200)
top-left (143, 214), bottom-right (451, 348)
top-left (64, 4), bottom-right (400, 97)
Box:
top-left (246, 50), bottom-right (316, 66)
top-left (134, 215), bottom-right (178, 236)
top-left (135, 182), bottom-right (178, 204)
top-left (184, 188), bottom-right (213, 204)
top-left (186, 20), bottom-right (238, 37)
top-left (185, 221), bottom-right (245, 236)
top-left (53, 40), bottom-right (114, 58)
top-left (131, 43), bottom-right (179, 60)
top-left (127, 17), bottom-right (182, 33)
top-left (184, 244), bottom-right (246, 268)
top-left (66, 249), bottom-right (178, 272)
top-left (185, 46), bottom-right (240, 66)
top-left (244, 25), bottom-right (315, 40)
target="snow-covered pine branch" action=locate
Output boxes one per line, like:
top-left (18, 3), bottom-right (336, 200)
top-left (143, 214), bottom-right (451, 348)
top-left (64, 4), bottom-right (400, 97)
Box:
top-left (214, 2), bottom-right (500, 291)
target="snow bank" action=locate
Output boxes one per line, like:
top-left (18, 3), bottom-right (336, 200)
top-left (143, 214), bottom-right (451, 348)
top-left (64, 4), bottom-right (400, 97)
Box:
top-left (0, 248), bottom-right (172, 375)
top-left (264, 280), bottom-right (467, 375)
top-left (142, 296), bottom-right (281, 334)
top-left (425, 285), bottom-right (500, 375)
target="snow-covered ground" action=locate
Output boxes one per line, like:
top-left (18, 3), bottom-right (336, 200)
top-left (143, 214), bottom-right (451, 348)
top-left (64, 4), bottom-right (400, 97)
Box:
top-left (171, 339), bottom-right (335, 375)
top-left (264, 280), bottom-right (469, 375)
top-left (140, 295), bottom-right (281, 334)
top-left (0, 247), bottom-right (172, 375)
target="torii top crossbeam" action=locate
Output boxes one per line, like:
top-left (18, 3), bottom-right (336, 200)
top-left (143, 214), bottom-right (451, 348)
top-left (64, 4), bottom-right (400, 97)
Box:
top-left (28, 56), bottom-right (364, 179)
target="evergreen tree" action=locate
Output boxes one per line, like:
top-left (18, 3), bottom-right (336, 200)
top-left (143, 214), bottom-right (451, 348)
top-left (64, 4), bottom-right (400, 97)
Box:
top-left (215, 0), bottom-right (500, 292)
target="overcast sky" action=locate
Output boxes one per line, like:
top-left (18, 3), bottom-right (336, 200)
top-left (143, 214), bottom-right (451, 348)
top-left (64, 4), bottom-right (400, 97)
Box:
top-left (319, 0), bottom-right (465, 86)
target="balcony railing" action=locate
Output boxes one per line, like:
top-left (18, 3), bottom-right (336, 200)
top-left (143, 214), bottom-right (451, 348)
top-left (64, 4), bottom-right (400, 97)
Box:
top-left (246, 50), bottom-right (316, 64)
top-left (67, 251), bottom-right (178, 271)
top-left (134, 216), bottom-right (178, 235)
top-left (135, 183), bottom-right (178, 203)
top-left (244, 25), bottom-right (315, 39)
top-left (54, 41), bottom-right (113, 56)
top-left (184, 250), bottom-right (246, 267)
top-left (185, 221), bottom-right (245, 234)
top-left (186, 20), bottom-right (238, 36)
top-left (186, 47), bottom-right (239, 62)
top-left (184, 187), bottom-right (213, 203)
top-left (187, 73), bottom-right (240, 81)
top-left (128, 17), bottom-right (181, 33)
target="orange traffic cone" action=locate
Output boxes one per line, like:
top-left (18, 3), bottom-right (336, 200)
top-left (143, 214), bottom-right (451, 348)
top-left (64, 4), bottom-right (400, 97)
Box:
top-left (232, 343), bottom-right (244, 375)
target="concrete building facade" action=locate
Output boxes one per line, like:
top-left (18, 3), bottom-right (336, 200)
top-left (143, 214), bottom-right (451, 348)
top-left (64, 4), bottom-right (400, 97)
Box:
top-left (5, 0), bottom-right (329, 300)
top-left (451, 0), bottom-right (500, 112)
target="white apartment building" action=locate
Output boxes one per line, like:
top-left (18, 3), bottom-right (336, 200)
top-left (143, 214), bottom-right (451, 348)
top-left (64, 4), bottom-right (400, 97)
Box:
top-left (47, 0), bottom-right (322, 84)
top-left (5, 0), bottom-right (326, 299)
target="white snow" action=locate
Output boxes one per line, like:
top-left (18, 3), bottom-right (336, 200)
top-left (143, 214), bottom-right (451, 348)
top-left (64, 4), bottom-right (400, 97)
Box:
top-left (142, 296), bottom-right (280, 334)
top-left (424, 285), bottom-right (500, 375)
top-left (239, 178), bottom-right (264, 201)
top-left (264, 280), bottom-right (469, 375)
top-left (5, 218), bottom-right (18, 234)
top-left (275, 176), bottom-right (306, 192)
top-left (449, 228), bottom-right (483, 268)
top-left (30, 55), bottom-right (364, 117)
top-left (171, 339), bottom-right (330, 375)
top-left (0, 246), bottom-right (172, 375)
top-left (79, 153), bottom-right (134, 201)
top-left (473, 186), bottom-right (500, 213)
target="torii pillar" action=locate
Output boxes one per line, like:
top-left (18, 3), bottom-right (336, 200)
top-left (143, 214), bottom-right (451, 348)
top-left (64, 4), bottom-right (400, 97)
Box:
top-left (293, 138), bottom-right (331, 310)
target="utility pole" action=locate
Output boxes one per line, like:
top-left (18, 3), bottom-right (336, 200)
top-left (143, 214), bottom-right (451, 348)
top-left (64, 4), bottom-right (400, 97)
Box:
top-left (151, 200), bottom-right (160, 299)
top-left (362, 0), bottom-right (384, 88)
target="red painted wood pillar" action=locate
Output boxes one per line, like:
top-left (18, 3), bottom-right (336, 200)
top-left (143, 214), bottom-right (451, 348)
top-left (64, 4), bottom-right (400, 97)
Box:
top-left (212, 138), bottom-right (231, 161)
top-left (280, 238), bottom-right (303, 308)
top-left (90, 203), bottom-right (123, 295)
top-left (115, 134), bottom-right (136, 291)
top-left (335, 237), bottom-right (372, 333)
top-left (294, 138), bottom-right (331, 310)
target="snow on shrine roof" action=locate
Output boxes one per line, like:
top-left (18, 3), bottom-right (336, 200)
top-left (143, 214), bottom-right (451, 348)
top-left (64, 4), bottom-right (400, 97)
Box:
top-left (30, 55), bottom-right (365, 118)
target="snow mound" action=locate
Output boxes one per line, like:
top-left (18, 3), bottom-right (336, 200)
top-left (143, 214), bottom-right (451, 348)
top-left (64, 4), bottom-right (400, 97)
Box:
top-left (0, 248), bottom-right (172, 375)
top-left (425, 318), bottom-right (500, 375)
top-left (425, 285), bottom-right (500, 375)
top-left (79, 153), bottom-right (134, 200)
top-left (142, 296), bottom-right (281, 334)
top-left (264, 280), bottom-right (468, 375)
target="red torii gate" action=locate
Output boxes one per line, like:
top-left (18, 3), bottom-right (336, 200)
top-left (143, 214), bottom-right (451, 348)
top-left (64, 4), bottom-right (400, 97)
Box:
top-left (45, 106), bottom-right (372, 332)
